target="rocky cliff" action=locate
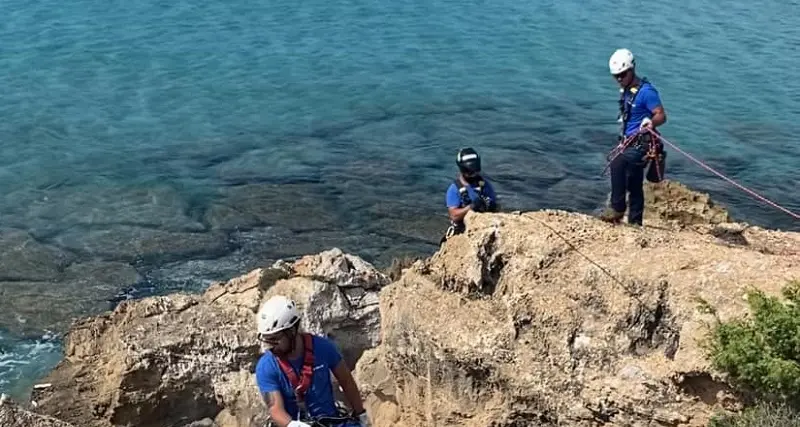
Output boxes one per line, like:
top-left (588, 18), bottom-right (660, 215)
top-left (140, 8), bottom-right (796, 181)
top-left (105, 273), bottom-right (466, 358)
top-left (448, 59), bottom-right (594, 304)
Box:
top-left (8, 181), bottom-right (800, 427)
top-left (355, 208), bottom-right (798, 427)
top-left (26, 248), bottom-right (388, 427)
top-left (0, 398), bottom-right (76, 427)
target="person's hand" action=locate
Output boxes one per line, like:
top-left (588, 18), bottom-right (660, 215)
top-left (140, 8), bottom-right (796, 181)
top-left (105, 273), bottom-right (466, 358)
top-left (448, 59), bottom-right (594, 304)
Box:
top-left (639, 117), bottom-right (653, 130)
top-left (288, 421), bottom-right (312, 427)
top-left (483, 198), bottom-right (498, 212)
top-left (358, 411), bottom-right (371, 427)
top-left (470, 197), bottom-right (486, 212)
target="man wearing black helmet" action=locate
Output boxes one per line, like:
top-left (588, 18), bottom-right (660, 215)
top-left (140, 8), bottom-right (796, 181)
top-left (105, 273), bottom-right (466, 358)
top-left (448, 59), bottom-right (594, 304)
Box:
top-left (441, 147), bottom-right (498, 242)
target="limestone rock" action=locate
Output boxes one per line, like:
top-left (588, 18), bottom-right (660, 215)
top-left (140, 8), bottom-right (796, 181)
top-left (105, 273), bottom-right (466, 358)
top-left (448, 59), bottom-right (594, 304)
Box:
top-left (354, 348), bottom-right (401, 427)
top-left (290, 247), bottom-right (392, 290)
top-left (183, 418), bottom-right (218, 427)
top-left (261, 249), bottom-right (386, 368)
top-left (643, 180), bottom-right (731, 225)
top-left (0, 398), bottom-right (76, 427)
top-left (356, 208), bottom-right (800, 427)
top-left (32, 250), bottom-right (389, 427)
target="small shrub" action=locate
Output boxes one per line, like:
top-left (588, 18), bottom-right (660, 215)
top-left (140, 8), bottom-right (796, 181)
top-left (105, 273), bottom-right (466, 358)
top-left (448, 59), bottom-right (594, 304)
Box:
top-left (709, 401), bottom-right (800, 427)
top-left (705, 280), bottom-right (800, 404)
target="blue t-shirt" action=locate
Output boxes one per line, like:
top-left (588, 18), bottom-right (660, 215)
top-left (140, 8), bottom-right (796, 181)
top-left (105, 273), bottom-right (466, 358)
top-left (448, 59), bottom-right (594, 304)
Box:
top-left (445, 179), bottom-right (497, 209)
top-left (255, 334), bottom-right (343, 420)
top-left (622, 82), bottom-right (662, 136)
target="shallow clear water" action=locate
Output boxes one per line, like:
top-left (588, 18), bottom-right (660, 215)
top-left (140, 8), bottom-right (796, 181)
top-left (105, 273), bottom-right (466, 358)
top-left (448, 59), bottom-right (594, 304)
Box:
top-left (1, 0), bottom-right (798, 398)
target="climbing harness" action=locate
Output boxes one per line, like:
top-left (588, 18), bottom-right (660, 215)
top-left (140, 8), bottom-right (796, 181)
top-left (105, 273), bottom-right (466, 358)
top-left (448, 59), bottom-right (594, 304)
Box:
top-left (269, 339), bottom-right (364, 427)
top-left (440, 177), bottom-right (496, 245)
top-left (264, 405), bottom-right (361, 427)
top-left (605, 78), bottom-right (668, 182)
top-left (617, 78), bottom-right (652, 137)
top-left (276, 333), bottom-right (315, 415)
top-left (644, 134), bottom-right (667, 183)
top-left (603, 128), bottom-right (665, 182)
top-left (455, 177), bottom-right (492, 210)
top-left (305, 412), bottom-right (362, 427)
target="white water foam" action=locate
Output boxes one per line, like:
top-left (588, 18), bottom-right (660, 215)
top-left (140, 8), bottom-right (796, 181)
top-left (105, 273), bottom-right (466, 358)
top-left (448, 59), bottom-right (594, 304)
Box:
top-left (0, 330), bottom-right (62, 400)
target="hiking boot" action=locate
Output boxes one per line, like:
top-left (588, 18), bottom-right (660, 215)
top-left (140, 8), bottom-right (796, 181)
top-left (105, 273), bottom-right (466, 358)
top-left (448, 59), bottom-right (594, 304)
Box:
top-left (599, 208), bottom-right (625, 224)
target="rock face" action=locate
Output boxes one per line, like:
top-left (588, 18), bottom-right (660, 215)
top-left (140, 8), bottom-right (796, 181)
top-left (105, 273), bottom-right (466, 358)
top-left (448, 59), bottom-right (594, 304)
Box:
top-left (0, 398), bottom-right (76, 427)
top-left (643, 181), bottom-right (732, 225)
top-left (31, 248), bottom-right (389, 427)
top-left (15, 181), bottom-right (800, 427)
top-left (355, 207), bottom-right (800, 427)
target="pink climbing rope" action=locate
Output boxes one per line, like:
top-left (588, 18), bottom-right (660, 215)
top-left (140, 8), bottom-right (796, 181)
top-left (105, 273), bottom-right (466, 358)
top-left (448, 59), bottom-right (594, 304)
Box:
top-left (637, 128), bottom-right (799, 220)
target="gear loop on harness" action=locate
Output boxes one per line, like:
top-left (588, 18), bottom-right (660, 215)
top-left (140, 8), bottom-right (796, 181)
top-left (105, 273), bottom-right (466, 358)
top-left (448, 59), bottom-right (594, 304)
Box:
top-left (602, 130), bottom-right (666, 183)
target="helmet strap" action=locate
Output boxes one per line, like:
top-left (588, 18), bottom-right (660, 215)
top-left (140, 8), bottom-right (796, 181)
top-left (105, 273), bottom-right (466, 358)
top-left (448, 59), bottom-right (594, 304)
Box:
top-left (285, 325), bottom-right (303, 358)
top-left (625, 72), bottom-right (640, 90)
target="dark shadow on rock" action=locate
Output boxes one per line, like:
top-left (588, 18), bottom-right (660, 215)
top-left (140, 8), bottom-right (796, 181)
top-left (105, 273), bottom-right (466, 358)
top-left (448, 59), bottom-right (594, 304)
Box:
top-left (710, 226), bottom-right (750, 247)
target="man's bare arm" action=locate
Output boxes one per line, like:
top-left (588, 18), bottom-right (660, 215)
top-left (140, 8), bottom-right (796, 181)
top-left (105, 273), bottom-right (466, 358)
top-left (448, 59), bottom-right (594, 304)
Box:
top-left (448, 205), bottom-right (471, 223)
top-left (331, 360), bottom-right (365, 415)
top-left (651, 106), bottom-right (667, 127)
top-left (263, 391), bottom-right (292, 427)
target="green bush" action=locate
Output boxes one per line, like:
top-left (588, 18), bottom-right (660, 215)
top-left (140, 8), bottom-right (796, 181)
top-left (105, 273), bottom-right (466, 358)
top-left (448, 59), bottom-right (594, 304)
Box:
top-left (709, 402), bottom-right (800, 427)
top-left (704, 280), bottom-right (800, 404)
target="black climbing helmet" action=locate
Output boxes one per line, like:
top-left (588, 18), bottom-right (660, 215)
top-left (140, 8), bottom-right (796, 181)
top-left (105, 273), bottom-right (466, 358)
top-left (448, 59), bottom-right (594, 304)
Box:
top-left (456, 147), bottom-right (481, 175)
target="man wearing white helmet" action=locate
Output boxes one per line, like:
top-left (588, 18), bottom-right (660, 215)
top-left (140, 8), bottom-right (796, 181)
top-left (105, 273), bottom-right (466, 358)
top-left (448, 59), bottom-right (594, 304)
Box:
top-left (600, 48), bottom-right (668, 226)
top-left (254, 295), bottom-right (370, 427)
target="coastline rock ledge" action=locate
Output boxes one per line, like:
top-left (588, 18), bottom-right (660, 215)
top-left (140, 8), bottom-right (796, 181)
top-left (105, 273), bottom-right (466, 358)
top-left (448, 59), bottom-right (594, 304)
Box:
top-left (8, 185), bottom-right (800, 427)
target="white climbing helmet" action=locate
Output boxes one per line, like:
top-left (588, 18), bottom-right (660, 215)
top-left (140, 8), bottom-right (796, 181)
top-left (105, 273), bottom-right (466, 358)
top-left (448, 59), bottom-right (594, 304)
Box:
top-left (256, 295), bottom-right (301, 335)
top-left (608, 48), bottom-right (635, 75)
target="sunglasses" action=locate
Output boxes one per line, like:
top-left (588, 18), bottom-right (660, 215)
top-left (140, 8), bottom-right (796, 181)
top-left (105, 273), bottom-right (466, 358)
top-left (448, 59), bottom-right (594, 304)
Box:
top-left (258, 333), bottom-right (285, 345)
top-left (613, 70), bottom-right (629, 81)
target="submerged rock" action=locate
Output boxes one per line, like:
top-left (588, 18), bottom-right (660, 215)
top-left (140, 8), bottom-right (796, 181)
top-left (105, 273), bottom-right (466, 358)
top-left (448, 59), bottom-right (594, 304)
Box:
top-left (209, 183), bottom-right (341, 233)
top-left (0, 229), bottom-right (74, 282)
top-left (2, 184), bottom-right (207, 237)
top-left (51, 225), bottom-right (232, 265)
top-left (0, 261), bottom-right (140, 337)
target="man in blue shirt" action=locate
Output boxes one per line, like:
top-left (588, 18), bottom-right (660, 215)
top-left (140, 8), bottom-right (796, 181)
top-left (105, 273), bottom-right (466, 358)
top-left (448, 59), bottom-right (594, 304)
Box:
top-left (255, 295), bottom-right (370, 427)
top-left (441, 147), bottom-right (498, 244)
top-left (600, 48), bottom-right (668, 226)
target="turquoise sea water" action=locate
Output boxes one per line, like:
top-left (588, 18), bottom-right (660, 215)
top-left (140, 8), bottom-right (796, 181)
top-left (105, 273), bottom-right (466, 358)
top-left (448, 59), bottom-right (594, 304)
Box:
top-left (1, 0), bottom-right (798, 398)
